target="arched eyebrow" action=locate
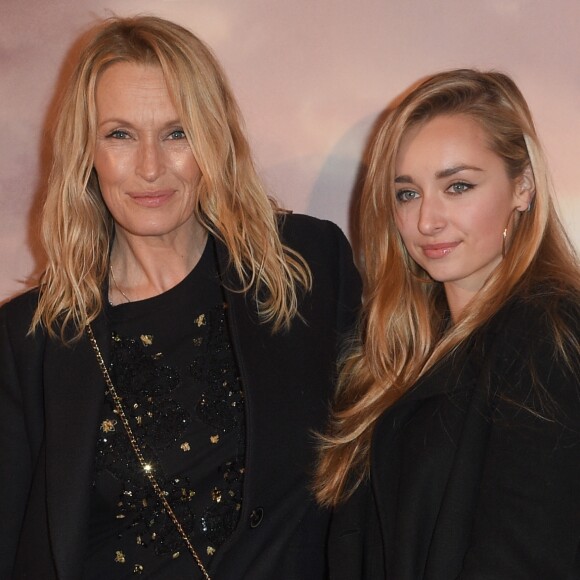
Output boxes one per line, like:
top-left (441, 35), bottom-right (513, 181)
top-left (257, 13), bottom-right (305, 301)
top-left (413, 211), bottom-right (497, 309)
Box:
top-left (395, 165), bottom-right (484, 184)
top-left (435, 165), bottom-right (483, 179)
top-left (394, 175), bottom-right (413, 184)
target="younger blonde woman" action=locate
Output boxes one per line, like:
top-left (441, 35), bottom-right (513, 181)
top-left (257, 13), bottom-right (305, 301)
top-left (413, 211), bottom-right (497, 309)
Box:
top-left (317, 69), bottom-right (580, 579)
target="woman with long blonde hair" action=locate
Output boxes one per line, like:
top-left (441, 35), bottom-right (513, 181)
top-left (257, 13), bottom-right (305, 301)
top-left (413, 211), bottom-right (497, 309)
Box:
top-left (316, 69), bottom-right (579, 579)
top-left (0, 16), bottom-right (360, 579)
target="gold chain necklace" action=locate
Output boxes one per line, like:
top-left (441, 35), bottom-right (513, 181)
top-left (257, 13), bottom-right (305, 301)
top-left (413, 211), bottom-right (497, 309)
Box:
top-left (109, 266), bottom-right (132, 304)
top-left (86, 324), bottom-right (211, 580)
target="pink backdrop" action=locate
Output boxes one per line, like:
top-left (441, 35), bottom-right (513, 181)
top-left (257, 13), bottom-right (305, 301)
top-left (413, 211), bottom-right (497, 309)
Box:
top-left (2, 0), bottom-right (579, 301)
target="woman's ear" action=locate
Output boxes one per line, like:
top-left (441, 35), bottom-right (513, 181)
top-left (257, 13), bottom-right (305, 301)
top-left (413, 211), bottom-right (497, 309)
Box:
top-left (514, 165), bottom-right (535, 212)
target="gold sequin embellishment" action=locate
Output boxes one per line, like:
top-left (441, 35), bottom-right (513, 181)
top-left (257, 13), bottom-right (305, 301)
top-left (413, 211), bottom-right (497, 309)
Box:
top-left (100, 419), bottom-right (117, 433)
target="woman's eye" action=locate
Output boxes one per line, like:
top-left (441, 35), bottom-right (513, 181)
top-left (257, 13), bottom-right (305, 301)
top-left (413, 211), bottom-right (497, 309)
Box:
top-left (396, 189), bottom-right (419, 203)
top-left (107, 129), bottom-right (130, 139)
top-left (168, 129), bottom-right (186, 140)
top-left (448, 182), bottom-right (472, 194)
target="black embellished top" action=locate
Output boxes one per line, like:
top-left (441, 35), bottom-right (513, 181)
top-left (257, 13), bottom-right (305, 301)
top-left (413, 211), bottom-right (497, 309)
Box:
top-left (83, 238), bottom-right (246, 579)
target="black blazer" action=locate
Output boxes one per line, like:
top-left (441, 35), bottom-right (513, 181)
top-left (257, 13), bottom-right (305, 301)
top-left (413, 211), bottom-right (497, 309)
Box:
top-left (329, 295), bottom-right (580, 579)
top-left (0, 214), bottom-right (361, 580)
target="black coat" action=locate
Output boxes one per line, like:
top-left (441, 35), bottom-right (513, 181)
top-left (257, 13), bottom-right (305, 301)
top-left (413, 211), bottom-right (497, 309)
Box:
top-left (329, 296), bottom-right (580, 579)
top-left (0, 214), bottom-right (361, 580)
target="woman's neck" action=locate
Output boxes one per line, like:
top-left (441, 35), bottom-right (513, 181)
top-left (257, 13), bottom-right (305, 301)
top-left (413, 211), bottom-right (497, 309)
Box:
top-left (108, 223), bottom-right (208, 304)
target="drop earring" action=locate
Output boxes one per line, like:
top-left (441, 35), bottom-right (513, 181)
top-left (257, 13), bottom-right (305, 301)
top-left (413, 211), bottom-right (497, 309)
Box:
top-left (502, 207), bottom-right (520, 258)
top-left (502, 227), bottom-right (508, 258)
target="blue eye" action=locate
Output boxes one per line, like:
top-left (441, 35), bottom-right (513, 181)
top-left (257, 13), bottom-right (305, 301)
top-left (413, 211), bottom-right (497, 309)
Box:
top-left (448, 182), bottom-right (473, 194)
top-left (396, 189), bottom-right (419, 203)
top-left (168, 129), bottom-right (186, 140)
top-left (107, 129), bottom-right (130, 139)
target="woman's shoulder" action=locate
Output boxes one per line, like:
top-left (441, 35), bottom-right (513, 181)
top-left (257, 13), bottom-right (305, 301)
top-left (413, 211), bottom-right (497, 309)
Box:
top-left (493, 287), bottom-right (579, 342)
top-left (0, 288), bottom-right (41, 341)
top-left (278, 212), bottom-right (354, 262)
top-left (279, 211), bottom-right (348, 243)
top-left (486, 289), bottom-right (579, 371)
top-left (487, 288), bottom-right (580, 419)
top-left (278, 212), bottom-right (361, 316)
top-left (1, 287), bottom-right (39, 315)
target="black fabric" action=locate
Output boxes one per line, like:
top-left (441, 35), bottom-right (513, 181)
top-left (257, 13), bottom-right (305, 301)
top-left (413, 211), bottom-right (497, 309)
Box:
top-left (329, 295), bottom-right (580, 580)
top-left (0, 214), bottom-right (361, 580)
top-left (84, 237), bottom-right (247, 578)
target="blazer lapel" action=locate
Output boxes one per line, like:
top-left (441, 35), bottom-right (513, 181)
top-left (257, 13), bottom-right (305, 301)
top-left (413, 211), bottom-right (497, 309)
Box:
top-left (43, 316), bottom-right (109, 579)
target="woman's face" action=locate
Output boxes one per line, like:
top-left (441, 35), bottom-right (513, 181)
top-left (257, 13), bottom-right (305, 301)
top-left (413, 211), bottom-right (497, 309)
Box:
top-left (393, 113), bottom-right (532, 316)
top-left (93, 61), bottom-right (202, 243)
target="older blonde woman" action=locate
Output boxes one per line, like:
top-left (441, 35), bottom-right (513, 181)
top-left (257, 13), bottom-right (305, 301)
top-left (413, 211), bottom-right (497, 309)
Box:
top-left (0, 16), bottom-right (360, 579)
top-left (317, 69), bottom-right (580, 579)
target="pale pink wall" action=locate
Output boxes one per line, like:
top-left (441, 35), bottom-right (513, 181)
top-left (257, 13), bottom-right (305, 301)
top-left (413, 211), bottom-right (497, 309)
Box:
top-left (2, 0), bottom-right (579, 301)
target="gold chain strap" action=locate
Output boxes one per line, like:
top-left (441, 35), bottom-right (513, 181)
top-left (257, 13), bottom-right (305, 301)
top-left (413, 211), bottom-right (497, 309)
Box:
top-left (86, 324), bottom-right (211, 580)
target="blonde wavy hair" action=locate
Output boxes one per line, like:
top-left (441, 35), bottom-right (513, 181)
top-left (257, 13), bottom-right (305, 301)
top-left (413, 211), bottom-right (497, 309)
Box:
top-left (32, 15), bottom-right (311, 341)
top-left (316, 69), bottom-right (580, 506)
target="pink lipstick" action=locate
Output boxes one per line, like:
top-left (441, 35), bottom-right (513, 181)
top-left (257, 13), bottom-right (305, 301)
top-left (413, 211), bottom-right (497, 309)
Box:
top-left (420, 242), bottom-right (460, 259)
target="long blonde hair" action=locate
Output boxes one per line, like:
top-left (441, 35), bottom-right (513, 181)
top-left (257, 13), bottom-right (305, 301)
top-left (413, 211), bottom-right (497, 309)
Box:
top-left (316, 69), bottom-right (580, 506)
top-left (33, 15), bottom-right (311, 341)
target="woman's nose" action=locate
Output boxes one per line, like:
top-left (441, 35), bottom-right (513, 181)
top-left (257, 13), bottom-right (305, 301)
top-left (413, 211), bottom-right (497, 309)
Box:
top-left (417, 194), bottom-right (446, 235)
top-left (136, 139), bottom-right (165, 182)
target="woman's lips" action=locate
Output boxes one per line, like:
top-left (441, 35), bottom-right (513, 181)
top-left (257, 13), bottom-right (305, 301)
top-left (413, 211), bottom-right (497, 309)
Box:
top-left (420, 242), bottom-right (460, 259)
top-left (128, 190), bottom-right (174, 208)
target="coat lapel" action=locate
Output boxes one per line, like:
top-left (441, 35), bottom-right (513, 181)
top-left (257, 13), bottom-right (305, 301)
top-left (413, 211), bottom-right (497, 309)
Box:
top-left (43, 316), bottom-right (109, 579)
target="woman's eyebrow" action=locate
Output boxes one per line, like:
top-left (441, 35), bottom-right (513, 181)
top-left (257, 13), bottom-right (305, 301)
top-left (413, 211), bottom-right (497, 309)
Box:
top-left (435, 165), bottom-right (483, 179)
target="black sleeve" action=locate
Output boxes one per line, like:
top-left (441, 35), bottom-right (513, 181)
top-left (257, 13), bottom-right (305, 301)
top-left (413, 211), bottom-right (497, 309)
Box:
top-left (460, 302), bottom-right (580, 579)
top-left (0, 303), bottom-right (36, 577)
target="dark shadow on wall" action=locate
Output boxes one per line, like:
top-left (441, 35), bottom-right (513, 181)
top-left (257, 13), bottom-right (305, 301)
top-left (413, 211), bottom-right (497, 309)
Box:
top-left (306, 114), bottom-right (376, 251)
top-left (307, 77), bottom-right (430, 268)
top-left (305, 110), bottom-right (387, 268)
